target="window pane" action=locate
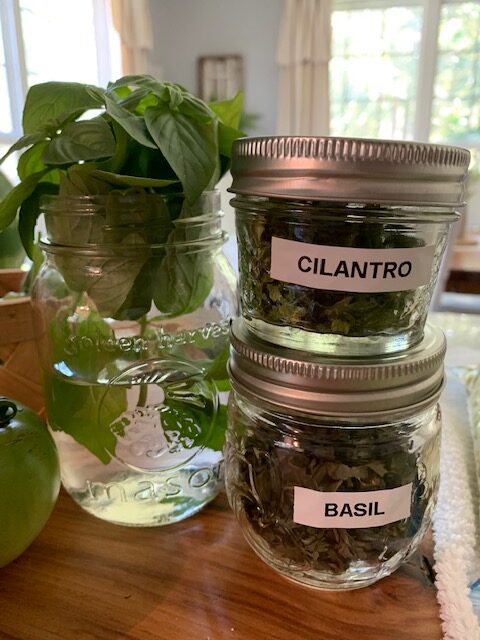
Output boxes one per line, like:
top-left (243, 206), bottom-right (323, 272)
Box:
top-left (19, 0), bottom-right (99, 87)
top-left (0, 144), bottom-right (18, 184)
top-left (0, 25), bottom-right (13, 134)
top-left (430, 2), bottom-right (480, 146)
top-left (437, 1), bottom-right (480, 52)
top-left (330, 6), bottom-right (423, 140)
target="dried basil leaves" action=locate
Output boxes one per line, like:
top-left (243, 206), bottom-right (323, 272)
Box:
top-left (225, 399), bottom-right (439, 578)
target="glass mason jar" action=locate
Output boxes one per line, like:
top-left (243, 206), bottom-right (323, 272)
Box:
top-left (229, 136), bottom-right (470, 355)
top-left (32, 191), bottom-right (237, 527)
top-left (225, 319), bottom-right (445, 590)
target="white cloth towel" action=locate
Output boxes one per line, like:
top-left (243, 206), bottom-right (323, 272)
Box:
top-left (433, 372), bottom-right (480, 640)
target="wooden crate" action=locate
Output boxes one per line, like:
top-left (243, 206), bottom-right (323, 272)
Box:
top-left (0, 270), bottom-right (44, 413)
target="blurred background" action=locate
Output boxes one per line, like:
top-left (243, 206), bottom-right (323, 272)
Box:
top-left (0, 0), bottom-right (479, 309)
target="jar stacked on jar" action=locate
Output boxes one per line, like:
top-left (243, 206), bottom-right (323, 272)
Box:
top-left (224, 136), bottom-right (470, 590)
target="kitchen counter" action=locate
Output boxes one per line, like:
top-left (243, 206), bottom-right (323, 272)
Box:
top-left (0, 490), bottom-right (441, 640)
top-left (446, 235), bottom-right (480, 294)
top-left (6, 311), bottom-right (476, 640)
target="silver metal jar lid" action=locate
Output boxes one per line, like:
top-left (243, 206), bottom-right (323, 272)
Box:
top-left (228, 319), bottom-right (446, 418)
top-left (229, 136), bottom-right (470, 207)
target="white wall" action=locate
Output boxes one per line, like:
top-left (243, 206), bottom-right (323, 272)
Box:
top-left (147, 0), bottom-right (283, 264)
top-left (147, 0), bottom-right (283, 137)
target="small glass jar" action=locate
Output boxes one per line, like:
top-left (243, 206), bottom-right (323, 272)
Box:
top-left (225, 319), bottom-right (445, 590)
top-left (229, 136), bottom-right (470, 355)
top-left (32, 191), bottom-right (237, 527)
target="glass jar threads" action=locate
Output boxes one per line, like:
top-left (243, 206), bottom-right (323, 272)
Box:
top-left (229, 136), bottom-right (470, 355)
top-left (33, 191), bottom-right (237, 527)
top-left (225, 319), bottom-right (445, 590)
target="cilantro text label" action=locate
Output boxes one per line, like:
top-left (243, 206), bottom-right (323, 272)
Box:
top-left (293, 484), bottom-right (412, 529)
top-left (270, 237), bottom-right (435, 293)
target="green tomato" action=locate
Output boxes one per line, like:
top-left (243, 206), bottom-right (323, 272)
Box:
top-left (0, 398), bottom-right (60, 568)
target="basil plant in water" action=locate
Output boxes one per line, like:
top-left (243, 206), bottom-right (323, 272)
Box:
top-left (0, 76), bottom-right (242, 526)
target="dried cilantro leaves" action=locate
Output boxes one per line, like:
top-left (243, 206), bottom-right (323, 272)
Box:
top-left (235, 200), bottom-right (433, 338)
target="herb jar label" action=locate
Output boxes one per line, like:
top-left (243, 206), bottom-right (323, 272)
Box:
top-left (293, 484), bottom-right (412, 529)
top-left (270, 237), bottom-right (435, 293)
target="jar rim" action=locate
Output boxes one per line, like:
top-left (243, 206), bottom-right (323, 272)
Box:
top-left (228, 319), bottom-right (446, 418)
top-left (40, 190), bottom-right (226, 249)
top-left (229, 136), bottom-right (470, 207)
top-left (229, 372), bottom-right (443, 422)
top-left (229, 194), bottom-right (460, 221)
top-left (40, 190), bottom-right (221, 213)
top-left (39, 231), bottom-right (228, 255)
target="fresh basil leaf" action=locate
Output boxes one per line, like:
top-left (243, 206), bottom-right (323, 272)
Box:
top-left (104, 190), bottom-right (172, 237)
top-left (109, 77), bottom-right (186, 106)
top-left (161, 384), bottom-right (218, 451)
top-left (149, 82), bottom-right (183, 107)
top-left (133, 91), bottom-right (162, 115)
top-left (208, 403), bottom-right (228, 452)
top-left (91, 169), bottom-right (177, 189)
top-left (179, 94), bottom-right (216, 121)
top-left (0, 170), bottom-right (48, 230)
top-left (100, 120), bottom-right (130, 173)
top-left (0, 218), bottom-right (25, 268)
top-left (19, 181), bottom-right (58, 258)
top-left (104, 94), bottom-right (157, 149)
top-left (18, 140), bottom-right (50, 179)
top-left (44, 201), bottom-right (105, 246)
top-left (58, 166), bottom-right (113, 197)
top-left (113, 261), bottom-right (153, 321)
top-left (113, 87), bottom-right (149, 109)
top-left (144, 103), bottom-right (218, 202)
top-left (107, 75), bottom-right (159, 92)
top-left (152, 244), bottom-right (214, 317)
top-left (0, 133), bottom-right (47, 164)
top-left (22, 234), bottom-right (45, 294)
top-left (22, 81), bottom-right (104, 134)
top-left (42, 118), bottom-right (116, 165)
top-left (217, 122), bottom-right (245, 158)
top-left (46, 373), bottom-right (126, 464)
top-left (0, 170), bottom-right (11, 197)
top-left (205, 341), bottom-right (230, 381)
top-left (52, 310), bottom-right (119, 380)
top-left (0, 171), bottom-right (18, 266)
top-left (120, 144), bottom-right (179, 183)
top-left (209, 92), bottom-right (244, 129)
top-left (108, 82), bottom-right (161, 116)
top-left (213, 379), bottom-right (231, 392)
top-left (54, 252), bottom-right (146, 317)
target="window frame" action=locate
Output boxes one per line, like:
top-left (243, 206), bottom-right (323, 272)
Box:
top-left (0, 0), bottom-right (115, 146)
top-left (332, 0), bottom-right (473, 143)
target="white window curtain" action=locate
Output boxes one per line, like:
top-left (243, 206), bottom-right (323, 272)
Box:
top-left (110, 0), bottom-right (153, 75)
top-left (276, 0), bottom-right (332, 136)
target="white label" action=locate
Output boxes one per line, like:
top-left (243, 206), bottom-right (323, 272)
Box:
top-left (293, 484), bottom-right (412, 529)
top-left (270, 237), bottom-right (435, 293)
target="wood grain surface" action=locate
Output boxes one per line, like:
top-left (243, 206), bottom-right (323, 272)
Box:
top-left (0, 287), bottom-right (44, 413)
top-left (446, 240), bottom-right (480, 294)
top-left (0, 490), bottom-right (442, 640)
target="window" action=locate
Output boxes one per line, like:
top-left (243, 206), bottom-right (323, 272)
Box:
top-left (331, 5), bottom-right (423, 140)
top-left (331, 0), bottom-right (480, 148)
top-left (331, 0), bottom-right (480, 227)
top-left (430, 1), bottom-right (480, 145)
top-left (0, 0), bottom-right (120, 181)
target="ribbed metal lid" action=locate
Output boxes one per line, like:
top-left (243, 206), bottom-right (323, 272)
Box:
top-left (229, 136), bottom-right (470, 207)
top-left (229, 319), bottom-right (446, 418)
